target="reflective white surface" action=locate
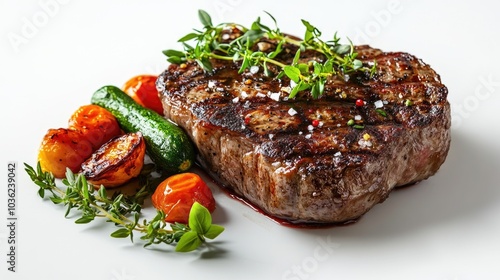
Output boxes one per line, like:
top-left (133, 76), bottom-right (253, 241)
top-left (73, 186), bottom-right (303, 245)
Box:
top-left (1, 1), bottom-right (500, 279)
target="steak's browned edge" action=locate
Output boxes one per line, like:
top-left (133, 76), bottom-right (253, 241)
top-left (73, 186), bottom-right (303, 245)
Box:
top-left (157, 43), bottom-right (451, 224)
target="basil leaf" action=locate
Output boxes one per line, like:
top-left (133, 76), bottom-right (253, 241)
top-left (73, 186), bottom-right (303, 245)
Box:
top-left (175, 231), bottom-right (202, 252)
top-left (188, 202), bottom-right (212, 235)
top-left (204, 224), bottom-right (225, 240)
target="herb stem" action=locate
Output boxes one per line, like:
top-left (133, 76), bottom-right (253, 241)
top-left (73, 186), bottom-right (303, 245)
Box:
top-left (209, 49), bottom-right (289, 69)
top-left (24, 162), bottom-right (223, 252)
top-left (261, 56), bottom-right (289, 69)
top-left (93, 203), bottom-right (128, 225)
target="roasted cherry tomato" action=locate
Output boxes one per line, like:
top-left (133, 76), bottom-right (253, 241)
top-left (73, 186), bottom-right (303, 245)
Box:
top-left (81, 132), bottom-right (146, 188)
top-left (68, 104), bottom-right (122, 149)
top-left (152, 173), bottom-right (216, 224)
top-left (122, 75), bottom-right (164, 115)
top-left (38, 128), bottom-right (94, 178)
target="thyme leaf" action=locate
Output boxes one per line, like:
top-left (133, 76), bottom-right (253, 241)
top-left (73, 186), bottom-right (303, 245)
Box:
top-left (24, 162), bottom-right (224, 253)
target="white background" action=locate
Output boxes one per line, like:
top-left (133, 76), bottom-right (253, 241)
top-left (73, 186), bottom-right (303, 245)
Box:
top-left (1, 0), bottom-right (500, 279)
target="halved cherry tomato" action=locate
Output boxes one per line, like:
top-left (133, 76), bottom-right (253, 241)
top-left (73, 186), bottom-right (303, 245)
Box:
top-left (38, 105), bottom-right (122, 178)
top-left (151, 173), bottom-right (216, 224)
top-left (122, 75), bottom-right (164, 115)
top-left (81, 132), bottom-right (146, 188)
top-left (68, 104), bottom-right (122, 149)
top-left (38, 128), bottom-right (94, 178)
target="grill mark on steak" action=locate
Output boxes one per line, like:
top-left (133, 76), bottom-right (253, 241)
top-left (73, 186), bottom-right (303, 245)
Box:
top-left (157, 41), bottom-right (451, 224)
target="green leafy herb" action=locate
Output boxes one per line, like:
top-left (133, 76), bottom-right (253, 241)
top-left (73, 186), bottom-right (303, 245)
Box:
top-left (353, 124), bottom-right (365, 130)
top-left (347, 119), bottom-right (365, 129)
top-left (405, 99), bottom-right (413, 106)
top-left (375, 108), bottom-right (388, 117)
top-left (24, 162), bottom-right (223, 252)
top-left (163, 10), bottom-right (377, 99)
top-left (176, 202), bottom-right (224, 252)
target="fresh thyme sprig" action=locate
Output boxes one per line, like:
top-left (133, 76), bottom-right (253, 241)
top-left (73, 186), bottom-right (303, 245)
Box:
top-left (163, 10), bottom-right (377, 99)
top-left (24, 162), bottom-right (224, 252)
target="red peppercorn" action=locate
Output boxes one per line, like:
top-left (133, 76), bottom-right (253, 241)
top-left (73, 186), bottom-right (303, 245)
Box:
top-left (355, 99), bottom-right (364, 107)
top-left (312, 119), bottom-right (320, 127)
top-left (244, 116), bottom-right (251, 125)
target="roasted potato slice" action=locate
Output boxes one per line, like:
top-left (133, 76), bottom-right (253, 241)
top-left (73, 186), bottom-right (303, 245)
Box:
top-left (38, 128), bottom-right (94, 178)
top-left (68, 104), bottom-right (122, 149)
top-left (81, 132), bottom-right (146, 188)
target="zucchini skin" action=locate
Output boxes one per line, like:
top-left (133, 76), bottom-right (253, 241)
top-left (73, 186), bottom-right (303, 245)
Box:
top-left (91, 85), bottom-right (194, 173)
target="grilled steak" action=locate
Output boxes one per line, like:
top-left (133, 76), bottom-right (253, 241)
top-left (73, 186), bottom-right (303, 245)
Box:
top-left (156, 38), bottom-right (451, 224)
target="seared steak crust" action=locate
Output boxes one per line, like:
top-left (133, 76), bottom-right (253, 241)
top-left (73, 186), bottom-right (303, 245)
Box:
top-left (157, 42), bottom-right (451, 223)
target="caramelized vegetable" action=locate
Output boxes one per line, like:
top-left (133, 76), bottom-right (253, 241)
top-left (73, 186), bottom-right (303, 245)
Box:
top-left (151, 173), bottom-right (216, 224)
top-left (92, 86), bottom-right (194, 173)
top-left (68, 104), bottom-right (122, 149)
top-left (38, 128), bottom-right (94, 178)
top-left (122, 75), bottom-right (164, 115)
top-left (37, 105), bottom-right (122, 178)
top-left (81, 132), bottom-right (146, 188)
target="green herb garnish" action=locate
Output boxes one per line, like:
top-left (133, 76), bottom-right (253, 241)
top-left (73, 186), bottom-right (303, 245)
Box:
top-left (375, 108), bottom-right (388, 117)
top-left (163, 10), bottom-right (377, 99)
top-left (24, 162), bottom-right (224, 252)
top-left (353, 124), bottom-right (365, 130)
